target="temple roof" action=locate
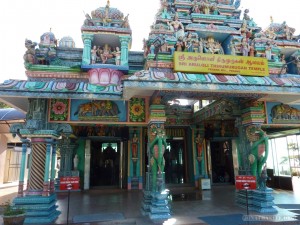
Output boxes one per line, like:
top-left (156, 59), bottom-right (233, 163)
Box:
top-left (0, 79), bottom-right (122, 99)
top-left (2, 72), bottom-right (300, 105)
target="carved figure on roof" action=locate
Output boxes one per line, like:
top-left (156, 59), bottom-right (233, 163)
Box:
top-left (204, 37), bottom-right (222, 54)
top-left (159, 0), bottom-right (171, 19)
top-left (121, 14), bottom-right (130, 28)
top-left (167, 13), bottom-right (185, 39)
top-left (192, 0), bottom-right (201, 13)
top-left (24, 39), bottom-right (37, 64)
top-left (211, 3), bottom-right (219, 15)
top-left (84, 13), bottom-right (94, 26)
top-left (160, 36), bottom-right (169, 52)
top-left (265, 41), bottom-right (272, 60)
top-left (114, 47), bottom-right (121, 65)
top-left (202, 0), bottom-right (211, 14)
top-left (249, 42), bottom-right (255, 57)
top-left (243, 9), bottom-right (250, 21)
top-left (240, 38), bottom-right (249, 56)
top-left (184, 32), bottom-right (195, 52)
top-left (265, 27), bottom-right (277, 40)
top-left (102, 2), bottom-right (112, 26)
top-left (100, 44), bottom-right (113, 64)
top-left (283, 24), bottom-right (294, 40)
top-left (143, 38), bottom-right (149, 58)
top-left (175, 36), bottom-right (185, 52)
top-left (199, 38), bottom-right (204, 53)
top-left (91, 46), bottom-right (97, 64)
top-left (229, 40), bottom-right (236, 56)
top-left (234, 0), bottom-right (241, 9)
top-left (240, 20), bottom-right (252, 40)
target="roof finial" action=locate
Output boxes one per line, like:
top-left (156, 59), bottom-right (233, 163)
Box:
top-left (107, 0), bottom-right (110, 7)
top-left (50, 27), bottom-right (52, 32)
top-left (270, 16), bottom-right (273, 24)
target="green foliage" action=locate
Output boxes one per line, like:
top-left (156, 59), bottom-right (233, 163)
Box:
top-left (0, 102), bottom-right (10, 109)
top-left (2, 201), bottom-right (25, 216)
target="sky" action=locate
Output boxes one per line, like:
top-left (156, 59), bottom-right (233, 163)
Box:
top-left (0, 0), bottom-right (299, 82)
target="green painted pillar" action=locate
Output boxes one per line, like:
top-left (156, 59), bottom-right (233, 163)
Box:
top-left (82, 33), bottom-right (94, 65)
top-left (18, 138), bottom-right (29, 197)
top-left (119, 36), bottom-right (131, 66)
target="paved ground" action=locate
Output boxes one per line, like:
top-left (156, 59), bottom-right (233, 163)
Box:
top-left (1, 180), bottom-right (300, 225)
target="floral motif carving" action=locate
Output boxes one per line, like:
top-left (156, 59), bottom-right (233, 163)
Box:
top-left (50, 99), bottom-right (69, 121)
top-left (129, 98), bottom-right (145, 122)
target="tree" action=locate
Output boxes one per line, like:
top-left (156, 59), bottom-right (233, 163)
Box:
top-left (0, 102), bottom-right (10, 108)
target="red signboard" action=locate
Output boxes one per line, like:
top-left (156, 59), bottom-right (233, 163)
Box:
top-left (235, 175), bottom-right (256, 190)
top-left (60, 176), bottom-right (80, 190)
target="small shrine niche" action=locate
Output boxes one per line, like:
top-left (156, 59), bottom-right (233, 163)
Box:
top-left (81, 0), bottom-right (132, 70)
top-left (90, 34), bottom-right (121, 65)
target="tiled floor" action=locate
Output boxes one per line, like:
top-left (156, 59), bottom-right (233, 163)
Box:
top-left (1, 182), bottom-right (300, 225)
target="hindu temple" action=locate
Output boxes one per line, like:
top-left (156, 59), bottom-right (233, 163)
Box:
top-left (0, 0), bottom-right (300, 223)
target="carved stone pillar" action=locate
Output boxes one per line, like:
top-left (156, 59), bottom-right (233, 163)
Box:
top-left (142, 97), bottom-right (170, 221)
top-left (82, 33), bottom-right (94, 65)
top-left (119, 36), bottom-right (131, 66)
top-left (27, 138), bottom-right (47, 194)
top-left (18, 139), bottom-right (29, 197)
top-left (9, 97), bottom-right (73, 224)
top-left (58, 139), bottom-right (77, 177)
top-left (50, 140), bottom-right (57, 193)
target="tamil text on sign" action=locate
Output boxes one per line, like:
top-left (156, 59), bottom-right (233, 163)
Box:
top-left (235, 175), bottom-right (257, 190)
top-left (174, 52), bottom-right (269, 76)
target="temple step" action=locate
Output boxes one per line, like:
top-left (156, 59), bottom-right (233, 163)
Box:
top-left (13, 194), bottom-right (60, 224)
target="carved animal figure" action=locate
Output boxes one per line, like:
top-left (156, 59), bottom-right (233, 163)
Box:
top-left (74, 102), bottom-right (95, 116)
top-left (23, 39), bottom-right (37, 64)
top-left (271, 103), bottom-right (300, 120)
top-left (74, 100), bottom-right (120, 117)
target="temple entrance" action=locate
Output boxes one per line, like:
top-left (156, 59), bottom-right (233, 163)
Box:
top-left (164, 139), bottom-right (186, 184)
top-left (210, 140), bottom-right (234, 184)
top-left (90, 141), bottom-right (120, 187)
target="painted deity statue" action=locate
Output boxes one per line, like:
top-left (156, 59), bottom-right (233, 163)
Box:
top-left (195, 133), bottom-right (204, 158)
top-left (167, 13), bottom-right (185, 40)
top-left (100, 44), bottom-right (113, 64)
top-left (248, 129), bottom-right (269, 186)
top-left (91, 46), bottom-right (98, 64)
top-left (114, 47), bottom-right (121, 65)
top-left (131, 133), bottom-right (139, 158)
top-left (149, 126), bottom-right (167, 192)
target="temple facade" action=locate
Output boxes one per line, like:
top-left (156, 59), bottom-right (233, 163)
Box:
top-left (0, 0), bottom-right (300, 223)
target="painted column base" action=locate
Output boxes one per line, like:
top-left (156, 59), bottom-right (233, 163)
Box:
top-left (13, 194), bottom-right (60, 224)
top-left (141, 190), bottom-right (152, 216)
top-left (149, 190), bottom-right (171, 222)
top-left (236, 188), bottom-right (278, 214)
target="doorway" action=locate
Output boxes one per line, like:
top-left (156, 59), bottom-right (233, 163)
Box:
top-left (164, 140), bottom-right (186, 184)
top-left (90, 141), bottom-right (120, 187)
top-left (210, 141), bottom-right (234, 184)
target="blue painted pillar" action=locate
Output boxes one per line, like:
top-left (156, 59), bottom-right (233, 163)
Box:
top-left (81, 33), bottom-right (94, 65)
top-left (18, 138), bottom-right (29, 197)
top-left (119, 36), bottom-right (131, 66)
top-left (43, 139), bottom-right (52, 196)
